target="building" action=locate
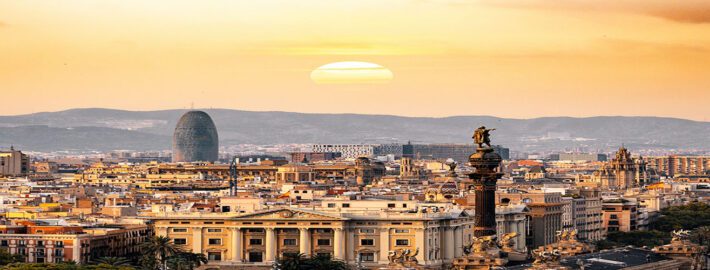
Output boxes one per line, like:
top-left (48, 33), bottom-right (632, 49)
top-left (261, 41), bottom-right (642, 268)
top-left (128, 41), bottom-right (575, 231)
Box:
top-left (172, 110), bottom-right (219, 163)
top-left (647, 155), bottom-right (710, 177)
top-left (0, 224), bottom-right (149, 264)
top-left (288, 152), bottom-right (341, 163)
top-left (401, 143), bottom-right (510, 165)
top-left (311, 144), bottom-right (374, 159)
top-left (151, 205), bottom-right (474, 268)
top-left (0, 148), bottom-right (29, 177)
top-left (549, 153), bottom-right (607, 162)
top-left (497, 190), bottom-right (563, 249)
top-left (602, 198), bottom-right (639, 233)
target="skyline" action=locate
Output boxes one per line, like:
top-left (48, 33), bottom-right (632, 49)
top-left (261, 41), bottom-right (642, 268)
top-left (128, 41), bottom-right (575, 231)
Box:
top-left (1, 1), bottom-right (710, 120)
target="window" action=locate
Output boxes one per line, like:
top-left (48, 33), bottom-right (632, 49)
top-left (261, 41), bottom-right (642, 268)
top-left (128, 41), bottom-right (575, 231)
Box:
top-left (0, 240), bottom-right (7, 247)
top-left (342, 203), bottom-right (350, 208)
top-left (55, 241), bottom-right (64, 248)
top-left (18, 240), bottom-right (25, 246)
top-left (394, 229), bottom-right (409, 233)
top-left (37, 241), bottom-right (44, 246)
top-left (250, 238), bottom-right (263, 245)
top-left (317, 239), bottom-right (331, 246)
top-left (208, 252), bottom-right (222, 261)
top-left (283, 239), bottom-right (297, 246)
top-left (395, 239), bottom-right (409, 246)
top-left (174, 238), bottom-right (187, 245)
top-left (249, 252), bottom-right (263, 262)
top-left (54, 257), bottom-right (63, 263)
top-left (388, 203), bottom-right (396, 208)
top-left (208, 238), bottom-right (222, 245)
top-left (360, 229), bottom-right (375, 234)
top-left (360, 239), bottom-right (374, 246)
top-left (403, 204), bottom-right (407, 208)
top-left (172, 228), bottom-right (187, 233)
top-left (207, 228), bottom-right (222, 233)
top-left (327, 203), bottom-right (336, 208)
top-left (359, 252), bottom-right (375, 262)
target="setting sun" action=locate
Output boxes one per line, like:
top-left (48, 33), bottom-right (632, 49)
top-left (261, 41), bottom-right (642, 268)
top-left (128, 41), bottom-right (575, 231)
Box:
top-left (310, 61), bottom-right (394, 84)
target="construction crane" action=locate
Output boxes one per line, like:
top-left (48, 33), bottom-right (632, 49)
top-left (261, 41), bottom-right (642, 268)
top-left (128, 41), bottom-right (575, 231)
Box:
top-left (229, 156), bottom-right (238, 196)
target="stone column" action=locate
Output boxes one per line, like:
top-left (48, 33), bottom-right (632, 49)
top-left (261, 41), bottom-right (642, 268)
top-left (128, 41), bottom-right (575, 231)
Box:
top-left (232, 227), bottom-right (242, 262)
top-left (379, 228), bottom-right (390, 263)
top-left (415, 228), bottom-right (425, 263)
top-left (453, 227), bottom-right (462, 257)
top-left (299, 228), bottom-right (311, 256)
top-left (265, 228), bottom-right (276, 262)
top-left (192, 228), bottom-right (203, 254)
top-left (346, 229), bottom-right (355, 262)
top-left (333, 228), bottom-right (344, 259)
top-left (442, 227), bottom-right (454, 261)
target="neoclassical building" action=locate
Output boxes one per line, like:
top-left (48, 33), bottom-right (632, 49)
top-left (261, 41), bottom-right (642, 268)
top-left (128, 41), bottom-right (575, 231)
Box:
top-left (151, 206), bottom-right (475, 268)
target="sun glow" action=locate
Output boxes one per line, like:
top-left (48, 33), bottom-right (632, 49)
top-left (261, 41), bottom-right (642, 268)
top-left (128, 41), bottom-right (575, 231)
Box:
top-left (310, 61), bottom-right (394, 84)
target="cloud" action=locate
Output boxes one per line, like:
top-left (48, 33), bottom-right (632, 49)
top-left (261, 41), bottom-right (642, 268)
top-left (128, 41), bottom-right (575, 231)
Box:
top-left (480, 0), bottom-right (710, 23)
top-left (0, 21), bottom-right (7, 28)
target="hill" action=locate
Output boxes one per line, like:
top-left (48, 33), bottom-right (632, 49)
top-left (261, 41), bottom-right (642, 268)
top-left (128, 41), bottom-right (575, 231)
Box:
top-left (0, 108), bottom-right (707, 152)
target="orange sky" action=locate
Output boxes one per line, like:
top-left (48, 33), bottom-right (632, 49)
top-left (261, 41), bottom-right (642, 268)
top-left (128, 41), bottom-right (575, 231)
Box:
top-left (1, 1), bottom-right (709, 120)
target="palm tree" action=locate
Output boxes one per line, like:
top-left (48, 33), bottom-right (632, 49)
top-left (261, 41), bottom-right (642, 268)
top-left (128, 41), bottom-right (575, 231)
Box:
top-left (166, 252), bottom-right (208, 270)
top-left (693, 226), bottom-right (710, 248)
top-left (140, 236), bottom-right (182, 270)
top-left (306, 254), bottom-right (349, 270)
top-left (273, 253), bottom-right (308, 270)
top-left (92, 257), bottom-right (133, 266)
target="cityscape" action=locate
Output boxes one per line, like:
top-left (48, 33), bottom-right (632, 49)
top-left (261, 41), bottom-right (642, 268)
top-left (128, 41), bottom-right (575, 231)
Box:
top-left (1, 1), bottom-right (710, 270)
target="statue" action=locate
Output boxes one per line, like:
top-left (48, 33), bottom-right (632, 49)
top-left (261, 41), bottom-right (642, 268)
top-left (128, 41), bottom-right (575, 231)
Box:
top-left (533, 249), bottom-right (562, 265)
top-left (388, 248), bottom-right (419, 266)
top-left (387, 250), bottom-right (400, 265)
top-left (446, 158), bottom-right (457, 177)
top-left (671, 229), bottom-right (690, 242)
top-left (498, 232), bottom-right (519, 250)
top-left (473, 126), bottom-right (496, 148)
top-left (405, 248), bottom-right (419, 264)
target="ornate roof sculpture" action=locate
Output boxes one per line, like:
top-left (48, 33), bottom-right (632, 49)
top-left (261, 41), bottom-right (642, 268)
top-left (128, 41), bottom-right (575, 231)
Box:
top-left (652, 229), bottom-right (707, 270)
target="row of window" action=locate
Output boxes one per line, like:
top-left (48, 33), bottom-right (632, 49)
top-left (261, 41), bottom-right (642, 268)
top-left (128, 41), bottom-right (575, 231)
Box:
top-left (0, 240), bottom-right (64, 247)
top-left (172, 238), bottom-right (410, 247)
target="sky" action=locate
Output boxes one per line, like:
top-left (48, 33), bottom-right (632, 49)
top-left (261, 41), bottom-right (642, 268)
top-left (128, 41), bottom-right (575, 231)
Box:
top-left (1, 0), bottom-right (709, 121)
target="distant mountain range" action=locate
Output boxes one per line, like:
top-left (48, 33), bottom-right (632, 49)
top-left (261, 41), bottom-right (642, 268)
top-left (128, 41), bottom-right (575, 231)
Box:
top-left (0, 108), bottom-right (708, 152)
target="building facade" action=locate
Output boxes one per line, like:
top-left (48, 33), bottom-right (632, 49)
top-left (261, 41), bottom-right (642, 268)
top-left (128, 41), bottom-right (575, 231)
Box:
top-left (152, 207), bottom-right (475, 268)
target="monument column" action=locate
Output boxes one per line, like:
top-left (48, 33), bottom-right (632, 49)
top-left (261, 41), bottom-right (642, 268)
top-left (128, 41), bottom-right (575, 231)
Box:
top-left (333, 228), bottom-right (345, 259)
top-left (231, 227), bottom-right (242, 262)
top-left (468, 129), bottom-right (503, 237)
top-left (299, 228), bottom-right (311, 256)
top-left (346, 228), bottom-right (356, 262)
top-left (265, 228), bottom-right (276, 262)
top-left (453, 226), bottom-right (462, 257)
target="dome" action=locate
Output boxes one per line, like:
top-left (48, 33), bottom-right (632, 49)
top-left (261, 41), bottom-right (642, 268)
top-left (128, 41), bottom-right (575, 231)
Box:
top-left (172, 110), bottom-right (219, 162)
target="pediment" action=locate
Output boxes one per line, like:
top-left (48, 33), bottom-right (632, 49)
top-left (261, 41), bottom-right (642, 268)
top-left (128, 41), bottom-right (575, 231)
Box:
top-left (233, 207), bottom-right (348, 221)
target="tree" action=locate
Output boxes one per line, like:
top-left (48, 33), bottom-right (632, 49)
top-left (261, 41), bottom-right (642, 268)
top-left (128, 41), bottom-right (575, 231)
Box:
top-left (273, 253), bottom-right (349, 270)
top-left (306, 254), bottom-right (349, 270)
top-left (139, 236), bottom-right (182, 270)
top-left (692, 226), bottom-right (710, 248)
top-left (0, 249), bottom-right (24, 266)
top-left (91, 257), bottom-right (132, 267)
top-left (273, 253), bottom-right (308, 270)
top-left (0, 262), bottom-right (133, 270)
top-left (651, 202), bottom-right (710, 232)
top-left (166, 252), bottom-right (207, 270)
